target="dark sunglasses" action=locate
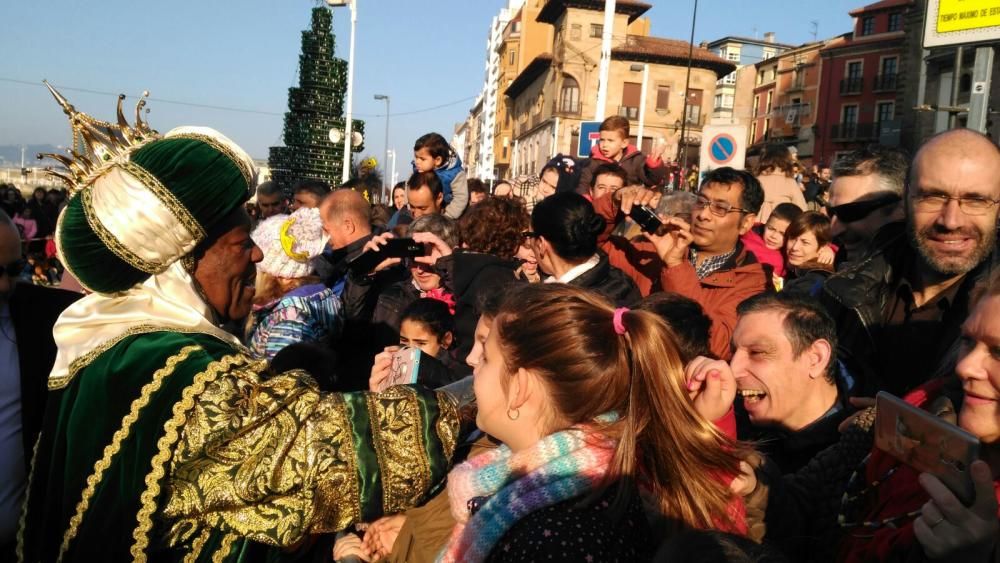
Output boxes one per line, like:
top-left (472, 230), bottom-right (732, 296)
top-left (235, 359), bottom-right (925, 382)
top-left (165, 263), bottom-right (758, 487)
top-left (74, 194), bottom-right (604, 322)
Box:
top-left (521, 231), bottom-right (539, 240)
top-left (2, 258), bottom-right (26, 277)
top-left (827, 194), bottom-right (901, 223)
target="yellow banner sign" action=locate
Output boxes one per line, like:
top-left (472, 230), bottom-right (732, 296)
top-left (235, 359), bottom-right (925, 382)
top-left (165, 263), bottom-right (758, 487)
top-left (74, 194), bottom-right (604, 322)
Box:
top-left (937, 0), bottom-right (1000, 33)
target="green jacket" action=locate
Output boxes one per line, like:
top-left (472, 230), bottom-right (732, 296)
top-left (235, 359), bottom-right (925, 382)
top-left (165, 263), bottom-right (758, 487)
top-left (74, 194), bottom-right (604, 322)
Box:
top-left (18, 331), bottom-right (459, 563)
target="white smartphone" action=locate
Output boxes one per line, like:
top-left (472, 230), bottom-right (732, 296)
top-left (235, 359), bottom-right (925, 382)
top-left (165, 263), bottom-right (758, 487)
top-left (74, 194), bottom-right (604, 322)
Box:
top-left (377, 346), bottom-right (422, 393)
top-left (874, 391), bottom-right (980, 505)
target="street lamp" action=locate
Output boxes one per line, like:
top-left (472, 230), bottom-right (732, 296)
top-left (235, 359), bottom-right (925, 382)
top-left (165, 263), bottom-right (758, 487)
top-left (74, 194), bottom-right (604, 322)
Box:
top-left (327, 0), bottom-right (357, 184)
top-left (374, 94), bottom-right (390, 201)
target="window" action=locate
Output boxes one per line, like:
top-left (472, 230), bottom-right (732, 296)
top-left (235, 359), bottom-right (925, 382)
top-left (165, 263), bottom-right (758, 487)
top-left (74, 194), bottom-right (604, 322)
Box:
top-left (655, 85), bottom-right (671, 111)
top-left (877, 102), bottom-right (894, 123)
top-left (560, 75), bottom-right (580, 113)
top-left (842, 105), bottom-right (859, 124)
top-left (765, 91), bottom-right (773, 114)
top-left (750, 121), bottom-right (758, 142)
top-left (621, 81), bottom-right (641, 119)
top-left (727, 50), bottom-right (740, 62)
top-left (888, 12), bottom-right (902, 32)
top-left (685, 89), bottom-right (703, 124)
top-left (715, 93), bottom-right (723, 109)
top-left (762, 48), bottom-right (775, 60)
top-left (753, 95), bottom-right (760, 117)
top-left (881, 57), bottom-right (897, 76)
top-left (757, 70), bottom-right (764, 85)
top-left (847, 61), bottom-right (863, 79)
top-left (724, 94), bottom-right (735, 108)
top-left (721, 72), bottom-right (736, 85)
top-left (861, 16), bottom-right (875, 36)
top-left (571, 23), bottom-right (582, 40)
top-left (509, 50), bottom-right (516, 66)
top-left (590, 23), bottom-right (603, 38)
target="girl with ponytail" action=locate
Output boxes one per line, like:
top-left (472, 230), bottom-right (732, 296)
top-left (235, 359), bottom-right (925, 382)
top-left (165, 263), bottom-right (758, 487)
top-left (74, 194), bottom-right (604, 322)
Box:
top-left (438, 283), bottom-right (751, 563)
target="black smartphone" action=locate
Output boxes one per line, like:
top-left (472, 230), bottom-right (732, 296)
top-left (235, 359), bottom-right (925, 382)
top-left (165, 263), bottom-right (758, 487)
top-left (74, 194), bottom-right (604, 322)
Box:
top-left (348, 238), bottom-right (426, 274)
top-left (629, 205), bottom-right (664, 235)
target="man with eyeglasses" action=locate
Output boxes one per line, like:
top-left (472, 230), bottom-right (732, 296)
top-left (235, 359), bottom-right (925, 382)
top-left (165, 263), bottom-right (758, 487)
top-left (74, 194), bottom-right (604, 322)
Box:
top-left (0, 210), bottom-right (78, 560)
top-left (826, 146), bottom-right (907, 265)
top-left (593, 167), bottom-right (771, 359)
top-left (823, 129), bottom-right (1000, 396)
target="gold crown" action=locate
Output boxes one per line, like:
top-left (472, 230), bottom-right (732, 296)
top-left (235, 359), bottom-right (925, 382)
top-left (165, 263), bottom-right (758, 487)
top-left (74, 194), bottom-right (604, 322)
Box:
top-left (38, 80), bottom-right (159, 193)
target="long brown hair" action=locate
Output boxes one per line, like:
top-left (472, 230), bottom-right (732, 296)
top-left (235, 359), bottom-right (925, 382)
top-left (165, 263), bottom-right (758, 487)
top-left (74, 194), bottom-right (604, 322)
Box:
top-left (493, 284), bottom-right (747, 530)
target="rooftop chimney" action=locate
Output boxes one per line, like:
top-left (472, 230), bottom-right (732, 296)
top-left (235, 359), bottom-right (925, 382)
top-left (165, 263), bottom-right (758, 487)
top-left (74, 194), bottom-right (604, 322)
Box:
top-left (699, 40), bottom-right (708, 49)
top-left (764, 32), bottom-right (775, 43)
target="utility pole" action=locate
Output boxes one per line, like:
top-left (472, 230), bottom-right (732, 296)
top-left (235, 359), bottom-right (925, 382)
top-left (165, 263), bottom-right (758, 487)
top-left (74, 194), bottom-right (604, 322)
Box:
top-left (594, 0), bottom-right (616, 121)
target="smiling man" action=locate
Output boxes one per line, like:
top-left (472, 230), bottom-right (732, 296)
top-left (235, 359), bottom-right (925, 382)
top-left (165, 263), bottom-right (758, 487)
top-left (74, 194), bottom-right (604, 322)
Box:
top-left (823, 129), bottom-right (1000, 396)
top-left (730, 292), bottom-right (853, 473)
top-left (20, 88), bottom-right (459, 563)
top-left (593, 167), bottom-right (772, 359)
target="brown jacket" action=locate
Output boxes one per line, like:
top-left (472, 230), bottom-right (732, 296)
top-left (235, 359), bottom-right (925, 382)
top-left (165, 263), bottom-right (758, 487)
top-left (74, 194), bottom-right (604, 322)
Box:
top-left (593, 194), bottom-right (772, 359)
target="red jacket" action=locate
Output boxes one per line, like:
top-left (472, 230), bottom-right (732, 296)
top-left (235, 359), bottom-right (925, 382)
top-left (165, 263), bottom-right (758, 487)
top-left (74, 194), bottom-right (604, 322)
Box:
top-left (840, 380), bottom-right (1000, 563)
top-left (593, 194), bottom-right (772, 359)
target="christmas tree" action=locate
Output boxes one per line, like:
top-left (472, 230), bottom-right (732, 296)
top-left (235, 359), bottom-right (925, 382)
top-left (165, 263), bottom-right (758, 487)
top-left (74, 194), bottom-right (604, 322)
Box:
top-left (268, 7), bottom-right (364, 192)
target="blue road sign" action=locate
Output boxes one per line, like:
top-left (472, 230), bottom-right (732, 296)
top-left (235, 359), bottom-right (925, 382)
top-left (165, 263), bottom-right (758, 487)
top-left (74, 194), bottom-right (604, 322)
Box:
top-left (708, 133), bottom-right (737, 165)
top-left (577, 121), bottom-right (602, 158)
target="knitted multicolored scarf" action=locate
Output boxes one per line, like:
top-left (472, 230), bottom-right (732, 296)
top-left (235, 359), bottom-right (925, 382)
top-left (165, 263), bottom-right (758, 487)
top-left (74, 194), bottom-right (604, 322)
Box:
top-left (436, 422), bottom-right (615, 563)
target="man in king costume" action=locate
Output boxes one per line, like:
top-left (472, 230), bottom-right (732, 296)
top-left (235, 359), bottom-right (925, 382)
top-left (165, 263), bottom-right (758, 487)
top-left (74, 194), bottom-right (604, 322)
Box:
top-left (17, 84), bottom-right (460, 563)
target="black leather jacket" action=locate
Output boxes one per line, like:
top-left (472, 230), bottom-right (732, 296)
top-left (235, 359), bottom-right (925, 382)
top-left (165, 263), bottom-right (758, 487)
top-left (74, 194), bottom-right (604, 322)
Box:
top-left (821, 221), bottom-right (997, 396)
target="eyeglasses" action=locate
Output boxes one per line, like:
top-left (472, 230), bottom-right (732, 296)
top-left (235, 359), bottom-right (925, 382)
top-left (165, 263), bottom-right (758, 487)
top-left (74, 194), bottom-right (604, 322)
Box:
top-left (694, 195), bottom-right (750, 217)
top-left (521, 231), bottom-right (539, 240)
top-left (2, 258), bottom-right (26, 278)
top-left (911, 193), bottom-right (1000, 216)
top-left (827, 194), bottom-right (901, 223)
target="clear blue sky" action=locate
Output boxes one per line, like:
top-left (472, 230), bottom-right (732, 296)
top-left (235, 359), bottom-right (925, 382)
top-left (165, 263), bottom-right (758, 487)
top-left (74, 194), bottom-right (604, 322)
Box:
top-left (0, 0), bottom-right (860, 180)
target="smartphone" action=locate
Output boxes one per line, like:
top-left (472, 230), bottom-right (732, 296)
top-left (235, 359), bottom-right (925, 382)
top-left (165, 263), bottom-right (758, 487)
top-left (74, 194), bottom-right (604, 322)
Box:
top-left (874, 391), bottom-right (980, 505)
top-left (628, 205), bottom-right (664, 235)
top-left (348, 238), bottom-right (426, 274)
top-left (376, 346), bottom-right (422, 393)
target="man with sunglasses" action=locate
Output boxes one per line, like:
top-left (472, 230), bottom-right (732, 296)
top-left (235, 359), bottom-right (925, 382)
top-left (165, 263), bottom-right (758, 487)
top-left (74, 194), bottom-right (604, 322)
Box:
top-left (0, 210), bottom-right (79, 560)
top-left (826, 146), bottom-right (907, 265)
top-left (593, 167), bottom-right (771, 359)
top-left (823, 129), bottom-right (1000, 396)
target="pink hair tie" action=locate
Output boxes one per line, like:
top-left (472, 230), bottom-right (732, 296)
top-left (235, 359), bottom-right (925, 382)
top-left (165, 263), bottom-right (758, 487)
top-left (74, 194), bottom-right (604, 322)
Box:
top-left (613, 307), bottom-right (629, 335)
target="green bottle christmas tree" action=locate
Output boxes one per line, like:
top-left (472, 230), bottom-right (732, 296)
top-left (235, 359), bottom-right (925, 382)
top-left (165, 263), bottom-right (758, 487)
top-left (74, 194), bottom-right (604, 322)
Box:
top-left (269, 6), bottom-right (364, 192)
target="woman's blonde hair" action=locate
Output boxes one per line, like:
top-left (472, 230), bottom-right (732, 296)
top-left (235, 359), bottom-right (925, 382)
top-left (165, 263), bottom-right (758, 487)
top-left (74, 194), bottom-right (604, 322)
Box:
top-left (493, 284), bottom-right (747, 530)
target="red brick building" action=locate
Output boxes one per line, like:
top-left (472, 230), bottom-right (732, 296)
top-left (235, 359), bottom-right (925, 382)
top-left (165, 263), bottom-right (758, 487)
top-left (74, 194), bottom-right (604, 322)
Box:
top-left (814, 0), bottom-right (914, 166)
top-left (748, 41), bottom-right (825, 166)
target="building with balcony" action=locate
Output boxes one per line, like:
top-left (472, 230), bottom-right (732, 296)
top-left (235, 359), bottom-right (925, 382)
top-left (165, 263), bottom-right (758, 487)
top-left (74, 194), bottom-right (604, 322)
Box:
top-left (748, 40), bottom-right (826, 165)
top-left (707, 34), bottom-right (794, 126)
top-left (492, 1), bottom-right (553, 181)
top-left (474, 0), bottom-right (525, 182)
top-left (814, 0), bottom-right (913, 166)
top-left (505, 0), bottom-right (734, 177)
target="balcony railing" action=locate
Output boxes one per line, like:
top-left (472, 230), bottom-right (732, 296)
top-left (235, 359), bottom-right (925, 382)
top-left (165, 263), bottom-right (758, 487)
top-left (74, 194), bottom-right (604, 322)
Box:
top-left (552, 99), bottom-right (581, 116)
top-left (618, 106), bottom-right (640, 120)
top-left (787, 77), bottom-right (807, 92)
top-left (830, 122), bottom-right (878, 141)
top-left (873, 73), bottom-right (898, 91)
top-left (840, 77), bottom-right (864, 95)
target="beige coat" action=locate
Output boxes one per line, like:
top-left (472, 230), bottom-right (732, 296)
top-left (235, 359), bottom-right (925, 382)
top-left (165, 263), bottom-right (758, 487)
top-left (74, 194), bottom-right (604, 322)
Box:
top-left (755, 171), bottom-right (806, 223)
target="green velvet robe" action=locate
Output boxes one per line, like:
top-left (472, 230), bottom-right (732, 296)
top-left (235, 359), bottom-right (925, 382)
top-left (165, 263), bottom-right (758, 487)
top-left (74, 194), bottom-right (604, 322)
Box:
top-left (18, 331), bottom-right (459, 562)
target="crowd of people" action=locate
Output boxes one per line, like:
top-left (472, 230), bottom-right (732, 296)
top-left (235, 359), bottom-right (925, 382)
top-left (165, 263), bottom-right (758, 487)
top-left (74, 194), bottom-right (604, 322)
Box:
top-left (3, 89), bottom-right (1000, 563)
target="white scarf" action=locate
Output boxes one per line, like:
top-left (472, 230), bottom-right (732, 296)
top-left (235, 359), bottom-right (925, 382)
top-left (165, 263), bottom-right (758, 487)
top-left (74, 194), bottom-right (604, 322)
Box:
top-left (48, 261), bottom-right (245, 388)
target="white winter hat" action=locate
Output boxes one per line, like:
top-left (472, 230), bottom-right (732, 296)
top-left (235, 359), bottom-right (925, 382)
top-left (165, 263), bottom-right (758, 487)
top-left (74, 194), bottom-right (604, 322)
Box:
top-left (252, 207), bottom-right (329, 279)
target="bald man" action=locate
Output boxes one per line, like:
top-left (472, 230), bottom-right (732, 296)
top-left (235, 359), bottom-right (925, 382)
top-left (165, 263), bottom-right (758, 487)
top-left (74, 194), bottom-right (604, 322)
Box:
top-left (0, 211), bottom-right (78, 558)
top-left (318, 189), bottom-right (374, 294)
top-left (822, 129), bottom-right (1000, 396)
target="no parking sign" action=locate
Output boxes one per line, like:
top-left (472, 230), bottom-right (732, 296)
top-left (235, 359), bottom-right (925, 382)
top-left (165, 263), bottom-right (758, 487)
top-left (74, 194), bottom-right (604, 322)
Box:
top-left (698, 124), bottom-right (747, 171)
